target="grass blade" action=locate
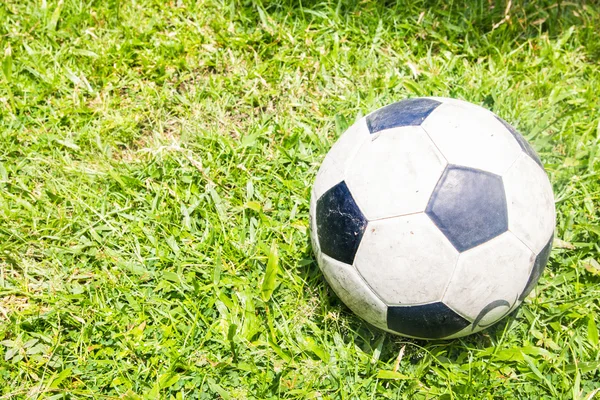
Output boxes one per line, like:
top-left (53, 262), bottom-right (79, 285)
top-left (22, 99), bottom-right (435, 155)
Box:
top-left (261, 241), bottom-right (279, 301)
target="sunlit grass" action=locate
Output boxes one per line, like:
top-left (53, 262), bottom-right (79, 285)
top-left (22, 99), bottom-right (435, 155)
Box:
top-left (0, 0), bottom-right (599, 398)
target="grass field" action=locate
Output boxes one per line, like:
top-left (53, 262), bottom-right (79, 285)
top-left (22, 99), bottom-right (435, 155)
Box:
top-left (1, 0), bottom-right (600, 398)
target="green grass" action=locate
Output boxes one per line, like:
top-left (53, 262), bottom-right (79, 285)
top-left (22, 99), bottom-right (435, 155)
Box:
top-left (0, 0), bottom-right (599, 398)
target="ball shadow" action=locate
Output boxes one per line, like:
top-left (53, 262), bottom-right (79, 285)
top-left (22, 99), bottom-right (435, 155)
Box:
top-left (300, 233), bottom-right (529, 366)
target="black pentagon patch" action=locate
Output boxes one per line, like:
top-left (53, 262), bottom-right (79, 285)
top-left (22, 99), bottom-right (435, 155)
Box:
top-left (387, 302), bottom-right (470, 339)
top-left (316, 181), bottom-right (368, 265)
top-left (495, 116), bottom-right (543, 168)
top-left (426, 165), bottom-right (508, 252)
top-left (519, 234), bottom-right (553, 301)
top-left (366, 98), bottom-right (441, 134)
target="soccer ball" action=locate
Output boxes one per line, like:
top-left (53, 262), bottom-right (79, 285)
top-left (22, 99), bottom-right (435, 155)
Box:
top-left (310, 97), bottom-right (555, 339)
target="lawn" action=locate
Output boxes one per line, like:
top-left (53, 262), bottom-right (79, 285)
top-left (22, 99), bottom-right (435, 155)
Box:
top-left (1, 0), bottom-right (599, 398)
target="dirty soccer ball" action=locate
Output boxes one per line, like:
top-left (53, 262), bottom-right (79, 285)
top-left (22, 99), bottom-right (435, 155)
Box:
top-left (309, 97), bottom-right (555, 339)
